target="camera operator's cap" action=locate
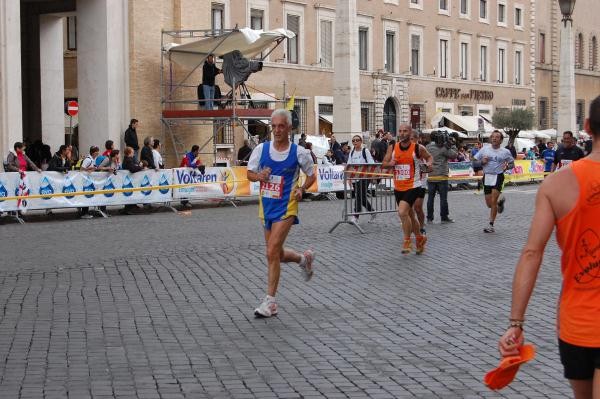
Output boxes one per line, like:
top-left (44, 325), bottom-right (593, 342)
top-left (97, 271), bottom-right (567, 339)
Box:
top-left (483, 344), bottom-right (536, 390)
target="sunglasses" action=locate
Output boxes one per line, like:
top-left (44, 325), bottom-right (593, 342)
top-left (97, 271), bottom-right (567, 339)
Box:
top-left (352, 139), bottom-right (361, 142)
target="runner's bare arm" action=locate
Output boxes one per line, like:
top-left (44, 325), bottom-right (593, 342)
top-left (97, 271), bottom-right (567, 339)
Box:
top-left (498, 185), bottom-right (555, 356)
top-left (294, 173), bottom-right (317, 200)
top-left (247, 168), bottom-right (270, 183)
top-left (381, 145), bottom-right (395, 168)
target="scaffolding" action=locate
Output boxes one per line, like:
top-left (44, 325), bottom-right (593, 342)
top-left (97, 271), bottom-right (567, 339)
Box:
top-left (160, 28), bottom-right (289, 166)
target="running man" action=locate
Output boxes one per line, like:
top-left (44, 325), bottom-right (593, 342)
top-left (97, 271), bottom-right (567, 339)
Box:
top-left (382, 124), bottom-right (433, 254)
top-left (473, 130), bottom-right (514, 233)
top-left (247, 109), bottom-right (317, 318)
top-left (412, 131), bottom-right (428, 235)
top-left (498, 96), bottom-right (600, 398)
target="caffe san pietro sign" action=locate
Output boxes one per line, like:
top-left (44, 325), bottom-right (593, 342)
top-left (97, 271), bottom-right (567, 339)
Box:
top-left (435, 87), bottom-right (494, 102)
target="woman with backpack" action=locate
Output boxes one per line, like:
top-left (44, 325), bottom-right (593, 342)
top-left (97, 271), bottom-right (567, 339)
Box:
top-left (346, 135), bottom-right (376, 224)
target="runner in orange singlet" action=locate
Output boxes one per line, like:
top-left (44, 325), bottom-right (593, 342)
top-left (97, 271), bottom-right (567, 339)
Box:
top-left (382, 124), bottom-right (432, 254)
top-left (498, 96), bottom-right (600, 398)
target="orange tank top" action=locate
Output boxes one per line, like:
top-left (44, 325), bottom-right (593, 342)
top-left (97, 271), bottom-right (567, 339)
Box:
top-left (556, 158), bottom-right (600, 347)
top-left (393, 142), bottom-right (420, 191)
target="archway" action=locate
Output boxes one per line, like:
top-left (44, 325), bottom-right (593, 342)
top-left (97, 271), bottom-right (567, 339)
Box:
top-left (383, 97), bottom-right (397, 134)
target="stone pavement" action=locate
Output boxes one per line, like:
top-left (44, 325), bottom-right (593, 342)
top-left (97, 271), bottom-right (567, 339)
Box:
top-left (0, 186), bottom-right (571, 398)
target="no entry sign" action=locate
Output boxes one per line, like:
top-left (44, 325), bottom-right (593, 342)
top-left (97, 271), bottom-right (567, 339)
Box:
top-left (65, 100), bottom-right (79, 117)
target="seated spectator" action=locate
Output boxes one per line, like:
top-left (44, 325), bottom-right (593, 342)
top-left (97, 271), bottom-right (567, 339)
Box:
top-left (47, 145), bottom-right (71, 173)
top-left (152, 139), bottom-right (163, 169)
top-left (6, 142), bottom-right (41, 173)
top-left (321, 149), bottom-right (336, 166)
top-left (180, 144), bottom-right (203, 169)
top-left (120, 146), bottom-right (146, 215)
top-left (102, 140), bottom-right (114, 157)
top-left (140, 136), bottom-right (156, 169)
top-left (98, 149), bottom-right (120, 172)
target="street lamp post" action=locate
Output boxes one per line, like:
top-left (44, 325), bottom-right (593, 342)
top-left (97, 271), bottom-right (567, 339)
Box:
top-left (557, 0), bottom-right (576, 136)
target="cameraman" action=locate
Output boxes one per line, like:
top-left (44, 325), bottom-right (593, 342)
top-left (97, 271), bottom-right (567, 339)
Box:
top-left (425, 131), bottom-right (458, 223)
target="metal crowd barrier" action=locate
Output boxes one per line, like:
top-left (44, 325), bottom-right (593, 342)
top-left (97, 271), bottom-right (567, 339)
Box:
top-left (329, 163), bottom-right (397, 234)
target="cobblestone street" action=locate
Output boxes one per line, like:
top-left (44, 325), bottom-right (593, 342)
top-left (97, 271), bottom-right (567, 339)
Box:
top-left (0, 186), bottom-right (570, 398)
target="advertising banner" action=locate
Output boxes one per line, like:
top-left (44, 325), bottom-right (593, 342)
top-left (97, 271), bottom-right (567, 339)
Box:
top-left (507, 160), bottom-right (545, 182)
top-left (448, 162), bottom-right (474, 178)
top-left (171, 167), bottom-right (247, 200)
top-left (315, 165), bottom-right (345, 192)
top-left (0, 170), bottom-right (172, 212)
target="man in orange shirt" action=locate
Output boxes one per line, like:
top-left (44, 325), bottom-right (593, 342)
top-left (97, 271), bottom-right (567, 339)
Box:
top-left (382, 124), bottom-right (432, 254)
top-left (498, 96), bottom-right (600, 398)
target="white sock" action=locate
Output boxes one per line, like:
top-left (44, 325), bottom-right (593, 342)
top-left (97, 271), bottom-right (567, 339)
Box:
top-left (298, 254), bottom-right (306, 267)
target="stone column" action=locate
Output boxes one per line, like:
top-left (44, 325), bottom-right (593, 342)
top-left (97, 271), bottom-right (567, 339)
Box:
top-left (0, 0), bottom-right (23, 158)
top-left (333, 0), bottom-right (361, 142)
top-left (39, 15), bottom-right (65, 152)
top-left (76, 0), bottom-right (129, 154)
top-left (557, 16), bottom-right (576, 135)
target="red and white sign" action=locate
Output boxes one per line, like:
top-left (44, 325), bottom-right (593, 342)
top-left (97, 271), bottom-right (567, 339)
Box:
top-left (65, 101), bottom-right (78, 117)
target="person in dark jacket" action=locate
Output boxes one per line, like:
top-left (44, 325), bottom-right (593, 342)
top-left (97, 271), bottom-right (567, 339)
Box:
top-left (140, 136), bottom-right (155, 169)
top-left (120, 146), bottom-right (146, 215)
top-left (237, 140), bottom-right (252, 166)
top-left (202, 54), bottom-right (221, 110)
top-left (47, 145), bottom-right (71, 173)
top-left (124, 119), bottom-right (139, 162)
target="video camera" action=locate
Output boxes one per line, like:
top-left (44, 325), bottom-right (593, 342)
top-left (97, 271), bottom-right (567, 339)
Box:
top-left (430, 130), bottom-right (459, 148)
top-left (222, 50), bottom-right (263, 88)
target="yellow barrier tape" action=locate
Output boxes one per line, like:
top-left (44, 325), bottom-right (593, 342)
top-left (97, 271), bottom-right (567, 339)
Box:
top-left (345, 170), bottom-right (550, 181)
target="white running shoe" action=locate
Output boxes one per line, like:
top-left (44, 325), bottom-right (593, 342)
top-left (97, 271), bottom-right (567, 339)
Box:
top-left (254, 296), bottom-right (278, 318)
top-left (350, 216), bottom-right (359, 224)
top-left (300, 250), bottom-right (315, 281)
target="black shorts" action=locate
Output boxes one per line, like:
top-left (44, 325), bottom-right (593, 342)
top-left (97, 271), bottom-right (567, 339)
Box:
top-left (483, 173), bottom-right (505, 195)
top-left (559, 339), bottom-right (600, 380)
top-left (416, 187), bottom-right (426, 199)
top-left (394, 189), bottom-right (420, 206)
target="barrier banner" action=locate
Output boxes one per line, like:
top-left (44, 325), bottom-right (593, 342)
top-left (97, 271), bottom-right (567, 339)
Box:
top-left (507, 160), bottom-right (545, 181)
top-left (448, 162), bottom-right (474, 177)
top-left (172, 167), bottom-right (244, 200)
top-left (315, 165), bottom-right (345, 192)
top-left (0, 170), bottom-right (172, 212)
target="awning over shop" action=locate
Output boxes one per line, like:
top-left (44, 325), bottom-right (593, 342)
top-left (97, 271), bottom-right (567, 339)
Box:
top-left (431, 112), bottom-right (495, 135)
top-left (319, 114), bottom-right (333, 125)
top-left (165, 28), bottom-right (295, 69)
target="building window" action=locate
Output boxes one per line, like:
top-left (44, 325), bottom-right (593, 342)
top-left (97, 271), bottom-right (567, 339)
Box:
top-left (515, 7), bottom-right (522, 27)
top-left (67, 16), bottom-right (77, 50)
top-left (576, 100), bottom-right (585, 131)
top-left (320, 20), bottom-right (332, 68)
top-left (439, 0), bottom-right (448, 11)
top-left (386, 31), bottom-right (395, 72)
top-left (460, 42), bottom-right (468, 79)
top-left (211, 3), bottom-right (224, 34)
top-left (592, 36), bottom-right (598, 71)
top-left (498, 48), bottom-right (505, 83)
top-left (538, 97), bottom-right (548, 129)
top-left (286, 14), bottom-right (300, 64)
top-left (575, 33), bottom-right (584, 69)
top-left (480, 0), bottom-right (488, 20)
top-left (411, 34), bottom-right (420, 75)
top-left (439, 39), bottom-right (448, 78)
top-left (410, 0), bottom-right (422, 8)
top-left (515, 50), bottom-right (522, 84)
top-left (498, 3), bottom-right (506, 24)
top-left (460, 0), bottom-right (468, 15)
top-left (359, 27), bottom-right (368, 70)
top-left (361, 102), bottom-right (375, 133)
top-left (250, 9), bottom-right (263, 30)
top-left (480, 45), bottom-right (488, 81)
top-left (539, 32), bottom-right (546, 63)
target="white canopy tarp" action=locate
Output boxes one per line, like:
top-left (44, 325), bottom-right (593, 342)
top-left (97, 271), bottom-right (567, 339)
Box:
top-left (431, 112), bottom-right (495, 134)
top-left (293, 135), bottom-right (330, 160)
top-left (422, 127), bottom-right (468, 138)
top-left (165, 28), bottom-right (295, 70)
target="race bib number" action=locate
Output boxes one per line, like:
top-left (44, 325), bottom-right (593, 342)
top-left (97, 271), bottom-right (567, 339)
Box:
top-left (484, 174), bottom-right (498, 186)
top-left (394, 165), bottom-right (411, 181)
top-left (260, 175), bottom-right (284, 199)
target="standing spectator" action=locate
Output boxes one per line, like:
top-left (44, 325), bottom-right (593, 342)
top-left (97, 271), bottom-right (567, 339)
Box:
top-left (298, 134), bottom-right (307, 148)
top-left (140, 136), bottom-right (156, 169)
top-left (180, 145), bottom-right (203, 209)
top-left (536, 139), bottom-right (547, 155)
top-left (305, 142), bottom-right (318, 164)
top-left (505, 142), bottom-right (518, 159)
top-left (152, 139), bottom-right (163, 169)
top-left (541, 141), bottom-right (555, 175)
top-left (370, 129), bottom-right (384, 161)
top-left (526, 147), bottom-right (536, 160)
top-left (346, 135), bottom-right (375, 224)
top-left (471, 142), bottom-right (484, 193)
top-left (6, 142), bottom-right (42, 173)
top-left (47, 145), bottom-right (71, 173)
top-left (120, 147), bottom-right (146, 215)
top-left (426, 131), bottom-right (457, 223)
top-left (237, 140), bottom-right (252, 166)
top-left (202, 54), bottom-right (221, 110)
top-left (456, 146), bottom-right (469, 162)
top-left (329, 134), bottom-right (344, 164)
top-left (553, 131), bottom-right (584, 171)
top-left (124, 119), bottom-right (140, 162)
top-left (78, 146), bottom-right (101, 219)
